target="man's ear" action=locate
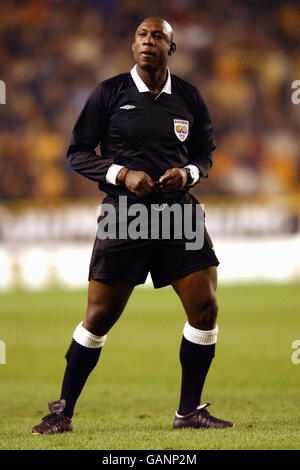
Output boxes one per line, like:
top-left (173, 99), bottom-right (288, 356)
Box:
top-left (168, 42), bottom-right (176, 56)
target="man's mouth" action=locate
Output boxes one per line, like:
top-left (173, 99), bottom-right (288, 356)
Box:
top-left (140, 51), bottom-right (155, 57)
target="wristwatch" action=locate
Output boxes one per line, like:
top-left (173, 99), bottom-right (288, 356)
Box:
top-left (185, 167), bottom-right (193, 186)
top-left (185, 166), bottom-right (200, 186)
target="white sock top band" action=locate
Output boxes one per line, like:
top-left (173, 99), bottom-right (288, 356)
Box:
top-left (183, 322), bottom-right (218, 345)
top-left (73, 322), bottom-right (107, 348)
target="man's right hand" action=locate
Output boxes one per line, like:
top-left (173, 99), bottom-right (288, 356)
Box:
top-left (116, 168), bottom-right (155, 197)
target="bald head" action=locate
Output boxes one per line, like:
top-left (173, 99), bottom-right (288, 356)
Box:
top-left (132, 17), bottom-right (176, 71)
top-left (137, 17), bottom-right (174, 43)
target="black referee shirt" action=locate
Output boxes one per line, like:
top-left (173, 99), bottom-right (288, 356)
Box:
top-left (67, 67), bottom-right (216, 203)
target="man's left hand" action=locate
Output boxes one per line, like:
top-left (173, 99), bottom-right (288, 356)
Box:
top-left (159, 168), bottom-right (187, 192)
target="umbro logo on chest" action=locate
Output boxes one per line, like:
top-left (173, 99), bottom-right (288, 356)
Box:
top-left (119, 105), bottom-right (136, 110)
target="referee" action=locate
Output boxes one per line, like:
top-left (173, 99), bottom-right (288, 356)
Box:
top-left (32, 17), bottom-right (233, 434)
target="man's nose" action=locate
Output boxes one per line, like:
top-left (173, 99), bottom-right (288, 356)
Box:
top-left (143, 34), bottom-right (154, 45)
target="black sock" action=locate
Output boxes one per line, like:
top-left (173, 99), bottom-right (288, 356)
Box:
top-left (178, 336), bottom-right (215, 416)
top-left (60, 339), bottom-right (102, 418)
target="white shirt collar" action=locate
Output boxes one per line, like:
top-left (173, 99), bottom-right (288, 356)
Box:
top-left (130, 64), bottom-right (171, 95)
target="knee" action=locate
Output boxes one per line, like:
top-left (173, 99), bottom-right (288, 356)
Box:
top-left (84, 301), bottom-right (117, 336)
top-left (188, 294), bottom-right (218, 330)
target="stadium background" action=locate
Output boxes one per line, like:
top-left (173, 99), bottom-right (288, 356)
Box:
top-left (0, 0), bottom-right (300, 287)
top-left (0, 0), bottom-right (300, 450)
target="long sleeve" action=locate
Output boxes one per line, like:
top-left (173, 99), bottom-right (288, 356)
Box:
top-left (186, 90), bottom-right (216, 181)
top-left (67, 84), bottom-right (113, 183)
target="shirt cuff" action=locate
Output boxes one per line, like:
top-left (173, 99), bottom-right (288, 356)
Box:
top-left (184, 164), bottom-right (200, 186)
top-left (105, 164), bottom-right (125, 185)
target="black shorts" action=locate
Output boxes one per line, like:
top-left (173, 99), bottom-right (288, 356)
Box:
top-left (88, 193), bottom-right (219, 288)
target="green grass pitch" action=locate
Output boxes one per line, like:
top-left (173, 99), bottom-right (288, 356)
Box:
top-left (0, 283), bottom-right (299, 450)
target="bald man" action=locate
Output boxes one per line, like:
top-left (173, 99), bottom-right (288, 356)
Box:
top-left (32, 17), bottom-right (233, 435)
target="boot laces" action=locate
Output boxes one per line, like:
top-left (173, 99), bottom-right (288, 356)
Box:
top-left (41, 411), bottom-right (69, 432)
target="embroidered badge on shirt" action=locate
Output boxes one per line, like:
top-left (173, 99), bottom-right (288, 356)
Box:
top-left (174, 119), bottom-right (189, 142)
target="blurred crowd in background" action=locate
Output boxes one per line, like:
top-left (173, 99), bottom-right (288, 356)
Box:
top-left (0, 0), bottom-right (299, 201)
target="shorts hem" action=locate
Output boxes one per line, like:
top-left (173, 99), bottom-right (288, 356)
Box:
top-left (152, 260), bottom-right (220, 289)
top-left (88, 274), bottom-right (146, 286)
